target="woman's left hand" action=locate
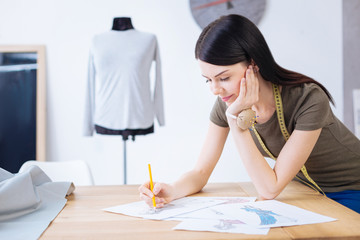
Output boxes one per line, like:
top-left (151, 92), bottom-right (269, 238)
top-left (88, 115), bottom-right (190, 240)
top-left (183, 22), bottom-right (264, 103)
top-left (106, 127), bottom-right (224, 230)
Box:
top-left (226, 65), bottom-right (259, 116)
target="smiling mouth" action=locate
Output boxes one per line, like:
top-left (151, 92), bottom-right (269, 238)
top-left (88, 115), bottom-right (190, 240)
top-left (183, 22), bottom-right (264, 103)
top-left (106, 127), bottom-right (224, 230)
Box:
top-left (221, 94), bottom-right (233, 102)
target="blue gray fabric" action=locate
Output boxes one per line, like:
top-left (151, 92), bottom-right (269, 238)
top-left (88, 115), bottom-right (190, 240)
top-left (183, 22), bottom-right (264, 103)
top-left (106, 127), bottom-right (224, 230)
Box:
top-left (0, 166), bottom-right (74, 239)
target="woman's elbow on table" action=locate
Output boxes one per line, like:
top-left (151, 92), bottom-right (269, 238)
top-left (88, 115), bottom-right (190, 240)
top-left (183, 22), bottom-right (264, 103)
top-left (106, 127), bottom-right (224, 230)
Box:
top-left (257, 186), bottom-right (284, 200)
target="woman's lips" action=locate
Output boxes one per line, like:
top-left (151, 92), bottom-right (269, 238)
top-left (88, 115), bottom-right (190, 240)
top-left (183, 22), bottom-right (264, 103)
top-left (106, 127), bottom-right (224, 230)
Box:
top-left (221, 94), bottom-right (233, 102)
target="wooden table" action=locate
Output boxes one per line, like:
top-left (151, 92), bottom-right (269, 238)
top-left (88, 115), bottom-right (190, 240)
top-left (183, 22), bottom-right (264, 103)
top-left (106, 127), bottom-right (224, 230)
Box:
top-left (40, 181), bottom-right (360, 239)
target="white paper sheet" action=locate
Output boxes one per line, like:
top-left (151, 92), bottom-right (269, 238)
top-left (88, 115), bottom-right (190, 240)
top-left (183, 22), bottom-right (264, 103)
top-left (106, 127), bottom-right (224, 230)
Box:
top-left (103, 196), bottom-right (336, 235)
top-left (103, 197), bottom-right (226, 220)
top-left (173, 219), bottom-right (269, 235)
top-left (168, 197), bottom-right (256, 221)
top-left (209, 200), bottom-right (337, 228)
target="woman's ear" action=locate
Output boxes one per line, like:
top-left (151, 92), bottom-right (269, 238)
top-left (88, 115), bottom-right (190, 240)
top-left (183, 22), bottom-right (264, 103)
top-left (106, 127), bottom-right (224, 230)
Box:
top-left (250, 59), bottom-right (259, 73)
top-left (250, 59), bottom-right (256, 67)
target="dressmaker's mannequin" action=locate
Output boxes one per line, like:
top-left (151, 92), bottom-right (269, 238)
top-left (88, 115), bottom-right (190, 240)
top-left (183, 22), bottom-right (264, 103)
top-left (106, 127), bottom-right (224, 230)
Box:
top-left (94, 17), bottom-right (155, 142)
top-left (84, 17), bottom-right (165, 184)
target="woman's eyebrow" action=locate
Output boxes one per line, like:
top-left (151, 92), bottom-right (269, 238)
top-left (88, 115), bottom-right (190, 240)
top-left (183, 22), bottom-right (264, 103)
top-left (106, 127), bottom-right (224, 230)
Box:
top-left (202, 70), bottom-right (229, 79)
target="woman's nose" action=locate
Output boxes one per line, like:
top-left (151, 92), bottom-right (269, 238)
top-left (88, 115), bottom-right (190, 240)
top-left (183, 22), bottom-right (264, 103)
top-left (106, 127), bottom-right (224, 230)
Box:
top-left (211, 82), bottom-right (222, 95)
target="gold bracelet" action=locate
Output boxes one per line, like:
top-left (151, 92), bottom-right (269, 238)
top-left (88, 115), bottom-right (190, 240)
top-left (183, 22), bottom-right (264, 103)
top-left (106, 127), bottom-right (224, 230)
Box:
top-left (226, 109), bottom-right (256, 130)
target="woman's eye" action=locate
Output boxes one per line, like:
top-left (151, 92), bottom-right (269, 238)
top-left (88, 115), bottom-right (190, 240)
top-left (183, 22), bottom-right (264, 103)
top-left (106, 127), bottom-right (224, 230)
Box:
top-left (205, 79), bottom-right (211, 83)
top-left (220, 77), bottom-right (229, 81)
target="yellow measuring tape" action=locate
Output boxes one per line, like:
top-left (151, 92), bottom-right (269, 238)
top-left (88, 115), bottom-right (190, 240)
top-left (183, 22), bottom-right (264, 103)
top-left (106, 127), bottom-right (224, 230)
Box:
top-left (251, 84), bottom-right (325, 195)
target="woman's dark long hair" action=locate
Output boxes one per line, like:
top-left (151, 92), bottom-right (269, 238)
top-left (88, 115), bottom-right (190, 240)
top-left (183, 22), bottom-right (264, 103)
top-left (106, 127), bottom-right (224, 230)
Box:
top-left (195, 14), bottom-right (334, 104)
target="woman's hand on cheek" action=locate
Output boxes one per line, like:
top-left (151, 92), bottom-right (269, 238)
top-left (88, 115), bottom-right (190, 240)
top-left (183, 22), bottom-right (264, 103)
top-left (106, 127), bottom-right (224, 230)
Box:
top-left (226, 66), bottom-right (259, 116)
top-left (226, 77), bottom-right (246, 114)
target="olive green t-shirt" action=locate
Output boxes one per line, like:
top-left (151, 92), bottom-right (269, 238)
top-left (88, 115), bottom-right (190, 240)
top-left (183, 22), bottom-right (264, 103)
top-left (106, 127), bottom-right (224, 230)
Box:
top-left (210, 83), bottom-right (360, 192)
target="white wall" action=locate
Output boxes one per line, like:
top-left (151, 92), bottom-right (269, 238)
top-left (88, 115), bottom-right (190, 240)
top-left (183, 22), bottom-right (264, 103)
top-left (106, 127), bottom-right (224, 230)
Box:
top-left (0, 0), bottom-right (342, 185)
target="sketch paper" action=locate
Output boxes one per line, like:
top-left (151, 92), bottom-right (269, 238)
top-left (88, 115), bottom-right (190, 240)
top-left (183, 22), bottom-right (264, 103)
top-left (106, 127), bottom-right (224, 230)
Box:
top-left (168, 197), bottom-right (256, 221)
top-left (104, 196), bottom-right (336, 235)
top-left (213, 200), bottom-right (337, 228)
top-left (103, 197), bottom-right (225, 220)
top-left (173, 219), bottom-right (269, 235)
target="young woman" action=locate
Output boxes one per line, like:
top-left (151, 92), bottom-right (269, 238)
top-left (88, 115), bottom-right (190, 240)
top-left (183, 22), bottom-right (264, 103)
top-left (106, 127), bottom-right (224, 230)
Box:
top-left (139, 14), bottom-right (360, 213)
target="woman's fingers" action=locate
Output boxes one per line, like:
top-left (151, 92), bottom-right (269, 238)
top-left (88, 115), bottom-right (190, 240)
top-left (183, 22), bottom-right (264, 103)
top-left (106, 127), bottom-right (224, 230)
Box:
top-left (155, 197), bottom-right (166, 208)
top-left (138, 181), bottom-right (154, 198)
top-left (238, 78), bottom-right (246, 100)
top-left (245, 65), bottom-right (259, 104)
top-left (247, 66), bottom-right (256, 94)
top-left (139, 192), bottom-right (166, 208)
top-left (139, 192), bottom-right (153, 206)
top-left (153, 182), bottom-right (163, 195)
top-left (139, 182), bottom-right (168, 208)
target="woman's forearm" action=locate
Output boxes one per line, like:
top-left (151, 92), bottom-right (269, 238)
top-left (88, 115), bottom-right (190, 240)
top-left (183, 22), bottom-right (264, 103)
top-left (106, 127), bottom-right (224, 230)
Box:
top-left (170, 169), bottom-right (209, 200)
top-left (228, 121), bottom-right (281, 199)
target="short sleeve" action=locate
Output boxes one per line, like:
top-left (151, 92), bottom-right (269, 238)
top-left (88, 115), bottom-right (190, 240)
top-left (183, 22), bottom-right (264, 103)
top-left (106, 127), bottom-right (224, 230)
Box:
top-left (294, 85), bottom-right (333, 131)
top-left (210, 97), bottom-right (229, 128)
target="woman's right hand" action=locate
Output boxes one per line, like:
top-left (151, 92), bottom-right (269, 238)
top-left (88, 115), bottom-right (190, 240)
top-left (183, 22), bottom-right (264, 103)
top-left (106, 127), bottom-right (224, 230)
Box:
top-left (138, 181), bottom-right (175, 208)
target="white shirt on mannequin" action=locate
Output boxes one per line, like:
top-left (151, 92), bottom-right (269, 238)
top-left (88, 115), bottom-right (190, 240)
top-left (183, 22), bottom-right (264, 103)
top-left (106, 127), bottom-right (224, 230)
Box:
top-left (83, 29), bottom-right (165, 136)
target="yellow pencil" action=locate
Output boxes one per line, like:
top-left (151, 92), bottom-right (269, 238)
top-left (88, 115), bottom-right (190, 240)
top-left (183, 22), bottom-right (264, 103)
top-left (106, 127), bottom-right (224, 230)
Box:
top-left (148, 163), bottom-right (156, 208)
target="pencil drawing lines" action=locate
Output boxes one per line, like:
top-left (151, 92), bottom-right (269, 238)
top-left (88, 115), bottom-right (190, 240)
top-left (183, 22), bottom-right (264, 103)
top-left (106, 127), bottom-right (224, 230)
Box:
top-left (139, 203), bottom-right (183, 215)
top-left (215, 197), bottom-right (252, 204)
top-left (213, 219), bottom-right (245, 230)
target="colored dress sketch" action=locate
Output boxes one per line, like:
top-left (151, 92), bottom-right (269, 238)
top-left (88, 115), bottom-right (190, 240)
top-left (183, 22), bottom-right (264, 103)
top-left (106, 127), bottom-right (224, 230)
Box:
top-left (241, 205), bottom-right (297, 225)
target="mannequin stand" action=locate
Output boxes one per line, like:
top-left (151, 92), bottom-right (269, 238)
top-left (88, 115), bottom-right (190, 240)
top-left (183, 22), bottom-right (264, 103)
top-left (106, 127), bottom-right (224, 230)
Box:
top-left (94, 124), bottom-right (154, 185)
top-left (122, 135), bottom-right (135, 185)
top-left (123, 139), bottom-right (127, 184)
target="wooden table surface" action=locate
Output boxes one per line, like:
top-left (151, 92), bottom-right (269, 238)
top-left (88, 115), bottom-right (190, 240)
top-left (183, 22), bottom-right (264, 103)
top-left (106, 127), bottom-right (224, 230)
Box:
top-left (40, 181), bottom-right (360, 239)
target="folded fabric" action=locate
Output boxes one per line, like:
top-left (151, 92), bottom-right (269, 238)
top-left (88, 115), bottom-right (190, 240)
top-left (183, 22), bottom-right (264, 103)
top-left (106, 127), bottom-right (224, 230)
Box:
top-left (0, 165), bottom-right (75, 239)
top-left (0, 166), bottom-right (49, 220)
